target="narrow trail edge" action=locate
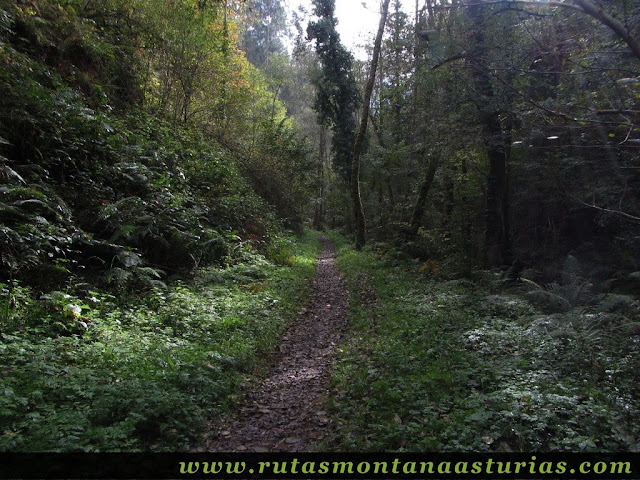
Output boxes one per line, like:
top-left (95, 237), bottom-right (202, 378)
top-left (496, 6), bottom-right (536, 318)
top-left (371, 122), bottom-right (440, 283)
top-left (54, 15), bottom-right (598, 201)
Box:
top-left (206, 235), bottom-right (349, 452)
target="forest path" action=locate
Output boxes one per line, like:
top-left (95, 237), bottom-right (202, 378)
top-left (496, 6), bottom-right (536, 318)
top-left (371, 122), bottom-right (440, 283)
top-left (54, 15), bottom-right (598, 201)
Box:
top-left (205, 236), bottom-right (349, 452)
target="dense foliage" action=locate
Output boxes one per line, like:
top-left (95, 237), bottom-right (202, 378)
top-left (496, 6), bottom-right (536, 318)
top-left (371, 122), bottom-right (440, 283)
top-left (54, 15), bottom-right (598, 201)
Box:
top-left (0, 230), bottom-right (320, 451)
top-left (307, 0), bottom-right (640, 280)
top-left (0, 0), bottom-right (314, 291)
top-left (0, 0), bottom-right (317, 451)
top-left (327, 234), bottom-right (640, 452)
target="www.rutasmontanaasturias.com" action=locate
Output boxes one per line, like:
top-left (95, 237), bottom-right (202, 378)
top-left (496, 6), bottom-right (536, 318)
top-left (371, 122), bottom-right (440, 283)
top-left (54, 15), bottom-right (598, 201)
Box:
top-left (178, 456), bottom-right (633, 477)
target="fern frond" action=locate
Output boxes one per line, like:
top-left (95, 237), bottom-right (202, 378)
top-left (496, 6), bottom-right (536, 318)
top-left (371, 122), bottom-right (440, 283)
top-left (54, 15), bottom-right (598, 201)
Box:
top-left (117, 250), bottom-right (144, 268)
top-left (0, 165), bottom-right (26, 185)
top-left (135, 266), bottom-right (165, 279)
top-left (106, 267), bottom-right (133, 285)
top-left (521, 277), bottom-right (542, 290)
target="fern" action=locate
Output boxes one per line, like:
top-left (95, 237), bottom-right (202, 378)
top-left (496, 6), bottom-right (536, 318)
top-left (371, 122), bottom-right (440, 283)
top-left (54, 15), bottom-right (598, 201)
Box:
top-left (135, 266), bottom-right (164, 279)
top-left (134, 265), bottom-right (167, 290)
top-left (540, 255), bottom-right (593, 307)
top-left (596, 294), bottom-right (636, 314)
top-left (521, 277), bottom-right (543, 290)
top-left (105, 259), bottom-right (166, 291)
top-left (116, 250), bottom-right (144, 268)
top-left (0, 202), bottom-right (29, 220)
top-left (96, 196), bottom-right (146, 224)
top-left (0, 164), bottom-right (26, 184)
top-left (106, 267), bottom-right (133, 286)
top-left (110, 224), bottom-right (138, 243)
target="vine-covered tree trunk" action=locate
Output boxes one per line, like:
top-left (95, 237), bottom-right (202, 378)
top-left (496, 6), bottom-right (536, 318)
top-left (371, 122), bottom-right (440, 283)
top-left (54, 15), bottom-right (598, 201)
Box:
top-left (352, 0), bottom-right (391, 250)
top-left (308, 0), bottom-right (360, 183)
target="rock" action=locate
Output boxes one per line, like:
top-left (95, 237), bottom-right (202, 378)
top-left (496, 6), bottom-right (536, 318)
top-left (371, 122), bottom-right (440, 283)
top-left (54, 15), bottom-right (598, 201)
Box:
top-left (525, 290), bottom-right (572, 314)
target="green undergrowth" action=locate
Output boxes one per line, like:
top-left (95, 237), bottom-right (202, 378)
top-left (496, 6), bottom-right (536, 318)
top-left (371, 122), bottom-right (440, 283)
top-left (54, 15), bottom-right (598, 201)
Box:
top-left (0, 1), bottom-right (312, 291)
top-left (325, 235), bottom-right (640, 452)
top-left (0, 230), bottom-right (321, 452)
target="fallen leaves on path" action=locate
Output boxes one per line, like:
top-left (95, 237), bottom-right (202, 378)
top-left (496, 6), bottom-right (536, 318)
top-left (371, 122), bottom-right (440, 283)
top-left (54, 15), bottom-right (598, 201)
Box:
top-left (205, 236), bottom-right (349, 452)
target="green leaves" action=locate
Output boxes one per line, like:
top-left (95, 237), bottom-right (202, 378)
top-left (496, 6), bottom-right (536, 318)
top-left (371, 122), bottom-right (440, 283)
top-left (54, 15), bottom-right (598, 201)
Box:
top-left (0, 185), bottom-right (78, 276)
top-left (0, 230), bottom-right (320, 452)
top-left (308, 0), bottom-right (360, 181)
top-left (327, 242), bottom-right (640, 452)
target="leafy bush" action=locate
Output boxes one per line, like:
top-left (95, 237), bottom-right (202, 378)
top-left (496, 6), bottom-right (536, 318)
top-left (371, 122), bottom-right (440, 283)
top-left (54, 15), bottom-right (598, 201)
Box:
top-left (266, 234), bottom-right (296, 266)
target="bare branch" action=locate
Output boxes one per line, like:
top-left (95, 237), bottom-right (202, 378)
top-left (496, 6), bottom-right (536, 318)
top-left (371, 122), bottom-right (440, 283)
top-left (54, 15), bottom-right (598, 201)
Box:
top-left (431, 53), bottom-right (466, 70)
top-left (597, 110), bottom-right (640, 116)
top-left (430, 1), bottom-right (582, 12)
top-left (570, 0), bottom-right (640, 62)
top-left (573, 196), bottom-right (640, 224)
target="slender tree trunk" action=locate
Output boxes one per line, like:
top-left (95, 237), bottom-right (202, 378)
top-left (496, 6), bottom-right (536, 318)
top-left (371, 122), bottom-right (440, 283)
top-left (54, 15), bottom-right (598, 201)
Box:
top-left (313, 127), bottom-right (328, 230)
top-left (442, 166), bottom-right (455, 235)
top-left (409, 155), bottom-right (440, 237)
top-left (369, 113), bottom-right (395, 218)
top-left (412, 0), bottom-right (420, 134)
top-left (220, 0), bottom-right (229, 125)
top-left (425, 0), bottom-right (434, 20)
top-left (351, 0), bottom-right (392, 250)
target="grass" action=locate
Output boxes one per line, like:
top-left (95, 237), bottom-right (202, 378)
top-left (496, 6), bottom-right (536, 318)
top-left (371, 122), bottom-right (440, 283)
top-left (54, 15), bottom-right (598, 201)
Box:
top-left (324, 234), bottom-right (640, 452)
top-left (0, 230), bottom-right (322, 452)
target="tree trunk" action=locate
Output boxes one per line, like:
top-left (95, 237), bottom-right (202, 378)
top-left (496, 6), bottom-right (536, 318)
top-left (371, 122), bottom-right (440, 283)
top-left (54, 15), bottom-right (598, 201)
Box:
top-left (313, 127), bottom-right (328, 230)
top-left (468, 1), bottom-right (511, 268)
top-left (351, 0), bottom-right (392, 250)
top-left (409, 155), bottom-right (439, 237)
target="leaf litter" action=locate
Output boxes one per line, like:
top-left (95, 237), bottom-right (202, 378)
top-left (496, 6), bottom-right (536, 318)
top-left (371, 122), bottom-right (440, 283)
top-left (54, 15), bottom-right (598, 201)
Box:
top-left (205, 236), bottom-right (349, 452)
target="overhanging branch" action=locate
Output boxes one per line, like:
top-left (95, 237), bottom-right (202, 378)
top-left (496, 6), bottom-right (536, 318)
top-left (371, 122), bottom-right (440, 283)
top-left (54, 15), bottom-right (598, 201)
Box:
top-left (430, 1), bottom-right (640, 62)
top-left (573, 196), bottom-right (640, 225)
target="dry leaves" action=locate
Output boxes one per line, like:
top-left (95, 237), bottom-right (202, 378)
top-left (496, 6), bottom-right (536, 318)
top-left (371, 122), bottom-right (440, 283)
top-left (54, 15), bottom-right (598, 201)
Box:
top-left (206, 237), bottom-right (349, 452)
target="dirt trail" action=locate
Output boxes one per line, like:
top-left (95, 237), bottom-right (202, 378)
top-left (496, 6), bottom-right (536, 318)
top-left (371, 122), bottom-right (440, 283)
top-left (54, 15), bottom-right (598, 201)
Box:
top-left (206, 236), bottom-right (349, 452)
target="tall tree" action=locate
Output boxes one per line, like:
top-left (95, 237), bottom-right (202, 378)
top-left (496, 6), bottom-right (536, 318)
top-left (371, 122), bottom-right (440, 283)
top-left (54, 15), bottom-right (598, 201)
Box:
top-left (467, 0), bottom-right (512, 268)
top-left (241, 0), bottom-right (288, 68)
top-left (307, 0), bottom-right (360, 182)
top-left (352, 0), bottom-right (392, 250)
